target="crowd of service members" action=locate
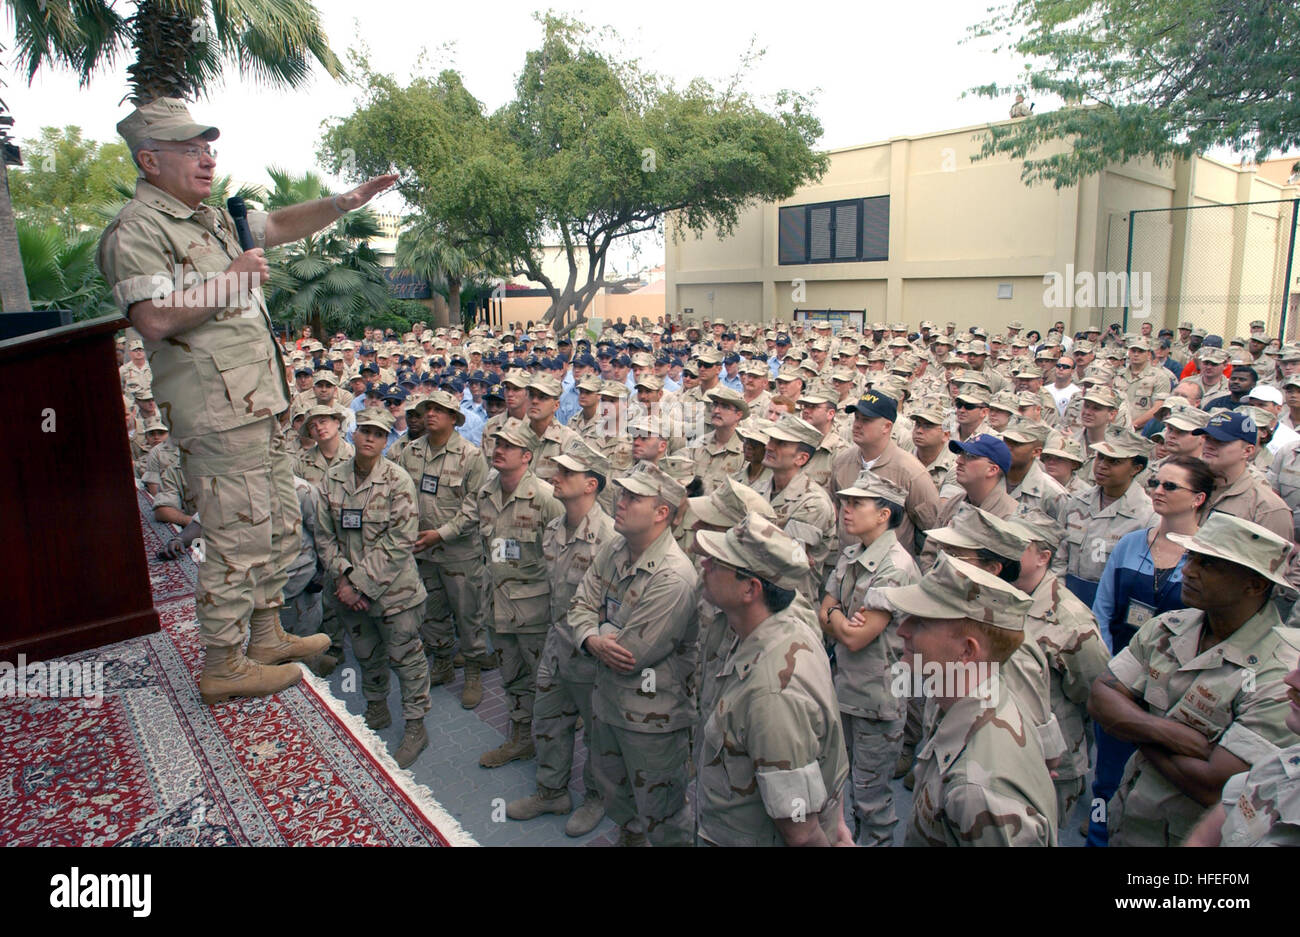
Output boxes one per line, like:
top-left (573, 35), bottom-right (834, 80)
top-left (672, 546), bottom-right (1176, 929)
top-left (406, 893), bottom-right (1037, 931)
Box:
top-left (121, 315), bottom-right (1300, 847)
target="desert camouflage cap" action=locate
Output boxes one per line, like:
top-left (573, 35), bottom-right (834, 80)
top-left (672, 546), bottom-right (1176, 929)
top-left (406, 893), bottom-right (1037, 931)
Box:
top-left (141, 415), bottom-right (169, 433)
top-left (1127, 336), bottom-right (1153, 352)
top-left (117, 97), bottom-right (219, 151)
top-left (1004, 509), bottom-right (1059, 547)
top-left (313, 370), bottom-right (339, 386)
top-left (695, 348), bottom-right (723, 365)
top-left (880, 552), bottom-right (1032, 632)
top-left (355, 406), bottom-right (395, 434)
top-left (576, 374), bottom-right (605, 392)
top-left (736, 417), bottom-right (775, 445)
top-left (830, 365), bottom-right (857, 382)
top-left (1041, 431), bottom-right (1086, 464)
top-left (1001, 417), bottom-right (1051, 445)
top-left (528, 374), bottom-right (563, 397)
top-left (301, 403), bottom-right (347, 437)
top-left (765, 414), bottom-right (824, 448)
top-left (910, 396), bottom-right (950, 425)
top-left (551, 438), bottom-right (611, 479)
top-left (1082, 385), bottom-right (1120, 408)
top-left (502, 368), bottom-right (532, 389)
top-left (1198, 347), bottom-right (1230, 364)
top-left (635, 373), bottom-right (665, 392)
top-left (490, 417), bottom-right (533, 449)
top-left (614, 461), bottom-right (686, 503)
top-left (924, 503), bottom-right (1030, 562)
top-left (988, 390), bottom-right (1020, 413)
top-left (1090, 424), bottom-right (1154, 460)
top-left (836, 470), bottom-right (909, 504)
top-left (659, 453), bottom-right (697, 483)
top-left (688, 476), bottom-right (777, 527)
top-left (1162, 401), bottom-right (1211, 431)
top-left (599, 380), bottom-right (629, 399)
top-left (1167, 512), bottom-right (1294, 589)
top-left (695, 513), bottom-right (808, 592)
top-left (417, 389), bottom-right (466, 426)
top-left (955, 387), bottom-right (991, 407)
top-left (706, 385), bottom-right (749, 415)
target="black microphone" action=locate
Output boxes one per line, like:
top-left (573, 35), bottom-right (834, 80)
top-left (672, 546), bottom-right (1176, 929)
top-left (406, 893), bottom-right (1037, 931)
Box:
top-left (227, 196), bottom-right (256, 251)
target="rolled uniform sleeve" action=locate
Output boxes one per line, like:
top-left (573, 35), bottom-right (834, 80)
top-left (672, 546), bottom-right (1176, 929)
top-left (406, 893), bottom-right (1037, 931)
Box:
top-left (1106, 614), bottom-right (1160, 693)
top-left (945, 782), bottom-right (1053, 847)
top-left (748, 692), bottom-right (831, 818)
top-left (1219, 678), bottom-right (1295, 766)
top-left (98, 219), bottom-right (174, 315)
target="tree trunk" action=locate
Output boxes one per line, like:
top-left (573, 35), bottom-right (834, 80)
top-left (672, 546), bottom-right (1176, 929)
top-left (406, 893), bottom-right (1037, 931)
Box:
top-left (432, 293), bottom-right (449, 327)
top-left (448, 277), bottom-right (462, 329)
top-left (0, 162), bottom-right (33, 313)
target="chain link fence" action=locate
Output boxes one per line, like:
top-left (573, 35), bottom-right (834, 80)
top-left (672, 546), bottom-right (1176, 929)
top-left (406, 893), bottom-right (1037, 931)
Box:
top-left (1121, 199), bottom-right (1299, 341)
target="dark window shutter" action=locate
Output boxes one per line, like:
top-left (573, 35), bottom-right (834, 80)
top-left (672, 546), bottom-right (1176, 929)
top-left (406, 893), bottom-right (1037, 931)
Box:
top-left (809, 206), bottom-right (833, 261)
top-left (778, 206), bottom-right (806, 264)
top-left (861, 196), bottom-right (889, 261)
top-left (834, 203), bottom-right (859, 259)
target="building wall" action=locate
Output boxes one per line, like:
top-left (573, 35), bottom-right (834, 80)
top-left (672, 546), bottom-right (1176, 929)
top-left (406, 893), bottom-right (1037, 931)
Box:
top-left (667, 117), bottom-right (1300, 340)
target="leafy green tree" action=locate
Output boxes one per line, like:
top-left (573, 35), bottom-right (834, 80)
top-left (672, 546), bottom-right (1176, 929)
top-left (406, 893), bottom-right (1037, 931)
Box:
top-left (967, 0), bottom-right (1300, 187)
top-left (17, 220), bottom-right (117, 320)
top-left (9, 126), bottom-right (137, 231)
top-left (262, 167), bottom-right (392, 338)
top-left (1, 0), bottom-right (344, 312)
top-left (322, 14), bottom-right (827, 336)
top-left (395, 213), bottom-right (506, 328)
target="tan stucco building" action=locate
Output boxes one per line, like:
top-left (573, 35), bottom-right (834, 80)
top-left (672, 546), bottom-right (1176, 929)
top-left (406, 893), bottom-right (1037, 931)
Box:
top-left (666, 119), bottom-right (1300, 339)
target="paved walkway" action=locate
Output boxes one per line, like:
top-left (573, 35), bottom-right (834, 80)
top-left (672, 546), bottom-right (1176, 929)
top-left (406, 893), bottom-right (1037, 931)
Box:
top-left (323, 651), bottom-right (1088, 847)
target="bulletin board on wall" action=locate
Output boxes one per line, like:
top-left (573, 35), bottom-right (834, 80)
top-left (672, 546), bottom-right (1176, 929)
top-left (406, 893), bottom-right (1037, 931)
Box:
top-left (795, 309), bottom-right (866, 333)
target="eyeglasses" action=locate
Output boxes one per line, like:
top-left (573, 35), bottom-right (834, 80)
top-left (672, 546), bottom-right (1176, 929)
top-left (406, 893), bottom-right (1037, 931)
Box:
top-left (1146, 478), bottom-right (1193, 493)
top-left (146, 144), bottom-right (217, 161)
top-left (1055, 362), bottom-right (1074, 369)
top-left (955, 400), bottom-right (984, 410)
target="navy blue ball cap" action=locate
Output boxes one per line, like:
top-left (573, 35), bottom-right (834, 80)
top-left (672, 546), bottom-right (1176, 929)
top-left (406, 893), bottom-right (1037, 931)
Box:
top-left (948, 434), bottom-right (1012, 475)
top-left (1194, 409), bottom-right (1258, 445)
top-left (845, 390), bottom-right (898, 423)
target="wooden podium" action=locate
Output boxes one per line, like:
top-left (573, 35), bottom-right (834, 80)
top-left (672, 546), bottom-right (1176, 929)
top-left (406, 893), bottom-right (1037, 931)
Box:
top-left (0, 314), bottom-right (159, 663)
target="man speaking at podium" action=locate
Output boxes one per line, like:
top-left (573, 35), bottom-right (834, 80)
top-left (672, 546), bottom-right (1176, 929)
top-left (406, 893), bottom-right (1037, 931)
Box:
top-left (97, 97), bottom-right (397, 705)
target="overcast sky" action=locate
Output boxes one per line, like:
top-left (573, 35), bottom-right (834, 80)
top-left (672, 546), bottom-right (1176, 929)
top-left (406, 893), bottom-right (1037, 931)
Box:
top-left (3, 0), bottom-right (1042, 270)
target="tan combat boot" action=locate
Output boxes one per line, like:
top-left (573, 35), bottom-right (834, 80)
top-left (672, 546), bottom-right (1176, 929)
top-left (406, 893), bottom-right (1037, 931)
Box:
top-left (393, 720), bottom-right (427, 769)
top-left (506, 785), bottom-right (572, 820)
top-left (479, 721), bottom-right (535, 768)
top-left (428, 654), bottom-right (455, 687)
top-left (460, 662), bottom-right (483, 709)
top-left (564, 793), bottom-right (606, 837)
top-left (246, 608), bottom-right (330, 665)
top-left (198, 645), bottom-right (302, 705)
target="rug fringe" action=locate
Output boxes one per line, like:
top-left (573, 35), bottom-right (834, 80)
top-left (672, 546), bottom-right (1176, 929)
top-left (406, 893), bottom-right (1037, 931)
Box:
top-left (296, 668), bottom-right (479, 847)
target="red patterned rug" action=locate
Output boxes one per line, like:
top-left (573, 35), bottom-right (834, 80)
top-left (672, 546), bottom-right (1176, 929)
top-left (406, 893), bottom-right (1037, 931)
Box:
top-left (0, 489), bottom-right (475, 847)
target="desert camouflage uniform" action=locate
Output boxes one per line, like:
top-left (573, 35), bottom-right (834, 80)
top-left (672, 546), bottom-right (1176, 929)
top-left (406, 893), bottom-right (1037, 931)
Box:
top-left (567, 528), bottom-right (700, 845)
top-left (1219, 741), bottom-right (1300, 846)
top-left (806, 431), bottom-right (851, 495)
top-left (695, 603), bottom-right (850, 846)
top-left (534, 502), bottom-right (616, 795)
top-left (280, 476), bottom-right (323, 640)
top-left (98, 179), bottom-right (299, 651)
top-left (756, 471), bottom-right (838, 600)
top-left (477, 469), bottom-right (564, 731)
top-left (315, 456), bottom-right (430, 722)
top-left (1105, 605), bottom-right (1299, 846)
top-left (1026, 570), bottom-right (1112, 823)
top-left (825, 529), bottom-right (919, 845)
top-left (1008, 459), bottom-right (1067, 521)
top-left (1267, 441), bottom-right (1300, 541)
top-left (399, 432), bottom-right (491, 664)
top-left (294, 440), bottom-right (354, 487)
top-left (691, 431), bottom-right (745, 494)
top-left (1053, 483), bottom-right (1155, 606)
top-left (141, 439), bottom-right (179, 491)
top-left (907, 677), bottom-right (1059, 846)
top-left (525, 419), bottom-right (578, 483)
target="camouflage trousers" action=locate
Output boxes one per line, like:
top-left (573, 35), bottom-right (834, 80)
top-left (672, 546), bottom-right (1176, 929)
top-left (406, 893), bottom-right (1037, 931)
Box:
top-left (1055, 776), bottom-right (1086, 829)
top-left (417, 557), bottom-right (490, 663)
top-left (181, 419), bottom-right (301, 649)
top-left (533, 626), bottom-right (598, 794)
top-left (338, 603), bottom-right (431, 723)
top-left (492, 630), bottom-right (546, 728)
top-left (319, 576), bottom-right (346, 658)
top-left (280, 561), bottom-right (322, 639)
top-left (901, 695), bottom-right (924, 764)
top-left (841, 712), bottom-right (906, 847)
top-left (590, 718), bottom-right (693, 846)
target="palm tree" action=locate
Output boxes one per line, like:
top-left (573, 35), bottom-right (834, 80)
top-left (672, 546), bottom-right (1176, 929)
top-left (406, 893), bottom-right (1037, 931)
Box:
top-left (0, 0), bottom-right (343, 313)
top-left (396, 214), bottom-right (506, 328)
top-left (18, 220), bottom-right (117, 321)
top-left (263, 167), bottom-right (391, 338)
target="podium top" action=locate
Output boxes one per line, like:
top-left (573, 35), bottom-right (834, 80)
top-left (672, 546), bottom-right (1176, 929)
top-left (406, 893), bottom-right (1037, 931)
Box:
top-left (0, 313), bottom-right (127, 362)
